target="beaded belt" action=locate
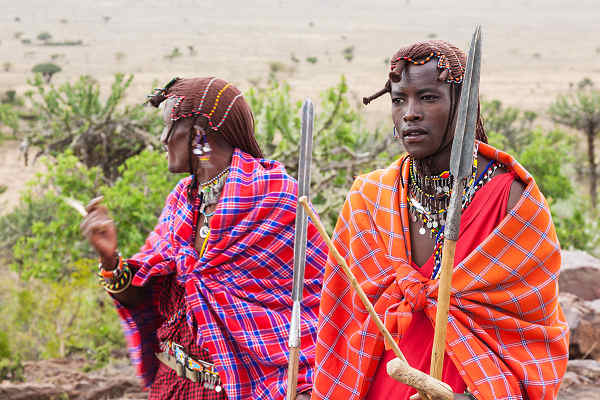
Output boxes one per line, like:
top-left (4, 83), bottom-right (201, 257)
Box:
top-left (155, 341), bottom-right (223, 392)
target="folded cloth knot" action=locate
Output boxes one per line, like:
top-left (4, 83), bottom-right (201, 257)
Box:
top-left (398, 278), bottom-right (428, 313)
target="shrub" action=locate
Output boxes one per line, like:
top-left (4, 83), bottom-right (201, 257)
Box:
top-left (306, 56), bottom-right (318, 64)
top-left (248, 76), bottom-right (399, 229)
top-left (37, 31), bottom-right (52, 41)
top-left (24, 73), bottom-right (162, 181)
top-left (165, 47), bottom-right (182, 60)
top-left (342, 46), bottom-right (354, 62)
top-left (31, 62), bottom-right (61, 83)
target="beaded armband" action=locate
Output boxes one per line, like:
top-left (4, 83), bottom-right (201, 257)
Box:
top-left (97, 253), bottom-right (133, 294)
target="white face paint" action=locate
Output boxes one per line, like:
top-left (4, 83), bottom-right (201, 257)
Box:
top-left (159, 97), bottom-right (178, 145)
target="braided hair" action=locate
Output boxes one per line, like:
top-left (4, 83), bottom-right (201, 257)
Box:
top-left (148, 77), bottom-right (264, 198)
top-left (364, 40), bottom-right (487, 147)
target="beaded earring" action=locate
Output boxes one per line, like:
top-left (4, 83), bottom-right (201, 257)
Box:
top-left (393, 126), bottom-right (400, 139)
top-left (192, 125), bottom-right (212, 168)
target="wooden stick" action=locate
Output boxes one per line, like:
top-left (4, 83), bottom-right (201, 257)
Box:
top-left (429, 238), bottom-right (457, 380)
top-left (388, 358), bottom-right (453, 400)
top-left (286, 346), bottom-right (300, 400)
top-left (298, 197), bottom-right (453, 400)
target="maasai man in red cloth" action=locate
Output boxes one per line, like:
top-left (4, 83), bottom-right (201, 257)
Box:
top-left (81, 77), bottom-right (327, 400)
top-left (311, 41), bottom-right (569, 400)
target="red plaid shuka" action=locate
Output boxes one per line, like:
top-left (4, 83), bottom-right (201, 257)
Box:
top-left (115, 149), bottom-right (328, 400)
top-left (149, 278), bottom-right (226, 400)
top-left (311, 142), bottom-right (569, 400)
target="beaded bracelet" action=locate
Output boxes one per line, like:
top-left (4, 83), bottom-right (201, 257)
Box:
top-left (99, 264), bottom-right (133, 294)
top-left (97, 252), bottom-right (133, 294)
top-left (98, 253), bottom-right (123, 282)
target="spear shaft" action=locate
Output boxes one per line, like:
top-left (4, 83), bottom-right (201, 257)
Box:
top-left (286, 99), bottom-right (314, 400)
top-left (430, 25), bottom-right (482, 381)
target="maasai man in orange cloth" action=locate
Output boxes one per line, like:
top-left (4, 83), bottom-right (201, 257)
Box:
top-left (310, 40), bottom-right (569, 400)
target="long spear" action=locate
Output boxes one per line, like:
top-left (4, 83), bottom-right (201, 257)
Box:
top-left (286, 98), bottom-right (314, 400)
top-left (430, 25), bottom-right (483, 381)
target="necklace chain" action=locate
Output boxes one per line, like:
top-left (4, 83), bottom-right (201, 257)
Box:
top-left (195, 166), bottom-right (230, 255)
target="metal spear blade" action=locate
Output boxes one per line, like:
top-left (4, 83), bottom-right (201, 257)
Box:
top-left (445, 25), bottom-right (482, 241)
top-left (288, 98), bottom-right (314, 348)
top-left (449, 25), bottom-right (482, 180)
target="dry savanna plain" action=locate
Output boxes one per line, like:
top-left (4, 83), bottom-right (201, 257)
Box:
top-left (1, 0), bottom-right (600, 209)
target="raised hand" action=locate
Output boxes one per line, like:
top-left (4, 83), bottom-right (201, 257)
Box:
top-left (80, 196), bottom-right (118, 267)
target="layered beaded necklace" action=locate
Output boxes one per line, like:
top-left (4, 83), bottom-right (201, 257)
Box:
top-left (407, 143), bottom-right (503, 279)
top-left (195, 167), bottom-right (229, 257)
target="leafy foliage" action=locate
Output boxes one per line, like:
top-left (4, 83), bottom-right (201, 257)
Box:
top-left (37, 32), bottom-right (52, 41)
top-left (249, 76), bottom-right (399, 229)
top-left (549, 80), bottom-right (600, 208)
top-left (24, 73), bottom-right (162, 181)
top-left (6, 150), bottom-right (178, 282)
top-left (0, 149), bottom-right (176, 363)
top-left (0, 263), bottom-right (125, 364)
top-left (481, 98), bottom-right (600, 252)
top-left (31, 62), bottom-right (62, 83)
top-left (0, 103), bottom-right (19, 136)
top-left (483, 99), bottom-right (573, 202)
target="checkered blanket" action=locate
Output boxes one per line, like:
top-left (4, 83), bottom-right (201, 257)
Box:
top-left (311, 142), bottom-right (569, 400)
top-left (115, 148), bottom-right (327, 400)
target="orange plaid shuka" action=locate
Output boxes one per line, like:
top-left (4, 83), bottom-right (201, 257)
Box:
top-left (311, 142), bottom-right (569, 400)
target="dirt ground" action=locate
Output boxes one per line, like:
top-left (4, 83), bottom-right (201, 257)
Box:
top-left (1, 0), bottom-right (599, 210)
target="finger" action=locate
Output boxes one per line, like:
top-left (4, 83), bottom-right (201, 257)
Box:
top-left (85, 196), bottom-right (105, 213)
top-left (82, 216), bottom-right (113, 237)
top-left (80, 211), bottom-right (104, 233)
top-left (90, 219), bottom-right (114, 235)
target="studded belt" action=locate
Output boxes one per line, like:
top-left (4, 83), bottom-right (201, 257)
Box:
top-left (155, 341), bottom-right (223, 392)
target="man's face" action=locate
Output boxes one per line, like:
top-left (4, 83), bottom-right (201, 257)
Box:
top-left (390, 61), bottom-right (453, 160)
top-left (160, 98), bottom-right (192, 173)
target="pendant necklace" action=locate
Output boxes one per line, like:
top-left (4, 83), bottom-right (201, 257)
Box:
top-left (195, 166), bottom-right (229, 256)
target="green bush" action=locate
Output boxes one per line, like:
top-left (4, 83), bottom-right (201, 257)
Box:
top-left (37, 32), bottom-right (52, 41)
top-left (482, 98), bottom-right (598, 252)
top-left (249, 76), bottom-right (399, 229)
top-left (24, 73), bottom-right (162, 181)
top-left (32, 62), bottom-right (61, 82)
top-left (483, 99), bottom-right (573, 202)
top-left (0, 150), bottom-right (176, 363)
top-left (7, 150), bottom-right (178, 281)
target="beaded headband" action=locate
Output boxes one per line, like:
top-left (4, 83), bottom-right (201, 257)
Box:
top-left (391, 52), bottom-right (464, 84)
top-left (147, 77), bottom-right (179, 103)
top-left (161, 78), bottom-right (242, 132)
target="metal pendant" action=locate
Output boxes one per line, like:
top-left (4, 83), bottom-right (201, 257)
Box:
top-left (199, 225), bottom-right (210, 238)
top-left (419, 227), bottom-right (426, 235)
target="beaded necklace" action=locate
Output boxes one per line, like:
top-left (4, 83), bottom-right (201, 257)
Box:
top-left (407, 144), bottom-right (503, 279)
top-left (195, 167), bottom-right (229, 256)
top-left (407, 143), bottom-right (479, 238)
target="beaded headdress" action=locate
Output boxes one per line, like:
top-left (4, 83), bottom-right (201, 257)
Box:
top-left (147, 77), bottom-right (264, 199)
top-left (362, 39), bottom-right (487, 144)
